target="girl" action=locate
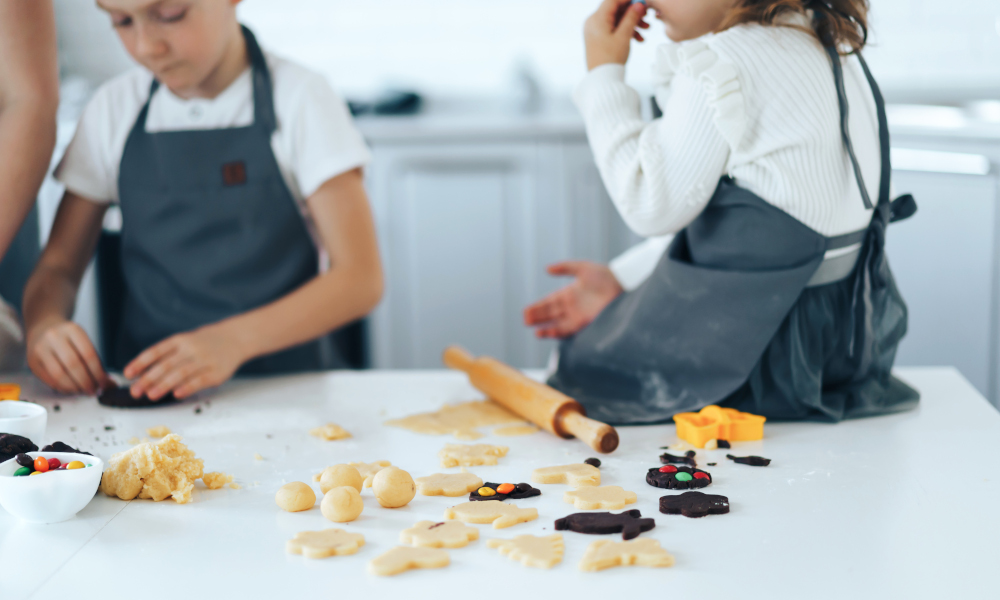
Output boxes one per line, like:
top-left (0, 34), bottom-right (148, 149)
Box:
top-left (524, 0), bottom-right (918, 424)
top-left (23, 0), bottom-right (383, 400)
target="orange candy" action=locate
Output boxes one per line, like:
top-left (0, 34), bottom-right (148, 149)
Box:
top-left (0, 383), bottom-right (19, 401)
top-left (673, 405), bottom-right (766, 448)
top-left (34, 456), bottom-right (50, 472)
top-left (496, 483), bottom-right (515, 495)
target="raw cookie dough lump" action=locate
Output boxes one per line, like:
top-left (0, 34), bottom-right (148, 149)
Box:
top-left (646, 466), bottom-right (712, 490)
top-left (372, 467), bottom-right (416, 508)
top-left (659, 491), bottom-right (730, 518)
top-left (659, 450), bottom-right (697, 467)
top-left (727, 454), bottom-right (771, 466)
top-left (469, 482), bottom-right (540, 502)
top-left (100, 434), bottom-right (204, 504)
top-left (322, 486), bottom-right (364, 522)
top-left (0, 434), bottom-right (37, 463)
top-left (276, 482), bottom-right (317, 512)
top-left (319, 464), bottom-right (363, 494)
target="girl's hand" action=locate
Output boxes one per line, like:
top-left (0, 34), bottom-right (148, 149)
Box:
top-left (124, 324), bottom-right (246, 400)
top-left (523, 261), bottom-right (625, 339)
top-left (584, 0), bottom-right (649, 70)
top-left (26, 317), bottom-right (111, 395)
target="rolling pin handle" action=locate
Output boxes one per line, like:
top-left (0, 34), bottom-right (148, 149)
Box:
top-left (443, 345), bottom-right (476, 372)
top-left (559, 410), bottom-right (620, 454)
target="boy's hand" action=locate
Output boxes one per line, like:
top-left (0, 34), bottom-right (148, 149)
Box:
top-left (26, 317), bottom-right (111, 395)
top-left (585, 0), bottom-right (649, 70)
top-left (124, 324), bottom-right (246, 400)
top-left (523, 261), bottom-right (624, 339)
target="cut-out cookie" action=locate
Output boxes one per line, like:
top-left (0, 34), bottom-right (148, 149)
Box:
top-left (563, 485), bottom-right (637, 510)
top-left (309, 423), bottom-right (351, 441)
top-left (415, 472), bottom-right (484, 496)
top-left (659, 450), bottom-right (697, 467)
top-left (286, 529), bottom-right (365, 559)
top-left (444, 500), bottom-right (538, 529)
top-left (579, 538), bottom-right (674, 572)
top-left (554, 509), bottom-right (655, 540)
top-left (531, 463), bottom-right (600, 487)
top-left (439, 444), bottom-right (508, 468)
top-left (646, 466), bottom-right (713, 490)
top-left (470, 482), bottom-right (540, 502)
top-left (368, 546), bottom-right (450, 576)
top-left (487, 534), bottom-right (564, 569)
top-left (659, 491), bottom-right (730, 518)
top-left (401, 520), bottom-right (480, 548)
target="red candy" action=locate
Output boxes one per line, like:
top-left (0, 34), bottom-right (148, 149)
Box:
top-left (693, 472), bottom-right (710, 480)
top-left (658, 465), bottom-right (678, 473)
top-left (33, 457), bottom-right (49, 472)
top-left (48, 458), bottom-right (61, 470)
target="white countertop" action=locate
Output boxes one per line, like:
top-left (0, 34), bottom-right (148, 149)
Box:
top-left (1, 367), bottom-right (998, 600)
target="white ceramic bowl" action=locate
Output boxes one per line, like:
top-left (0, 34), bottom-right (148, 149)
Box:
top-left (0, 401), bottom-right (47, 447)
top-left (0, 452), bottom-right (104, 523)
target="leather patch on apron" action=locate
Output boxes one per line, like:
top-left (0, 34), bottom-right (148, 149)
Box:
top-left (222, 161), bottom-right (247, 186)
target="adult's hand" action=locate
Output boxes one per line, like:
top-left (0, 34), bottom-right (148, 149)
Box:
top-left (584, 0), bottom-right (650, 70)
top-left (523, 261), bottom-right (624, 339)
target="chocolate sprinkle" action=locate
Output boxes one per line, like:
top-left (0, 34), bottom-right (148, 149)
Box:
top-left (727, 454), bottom-right (771, 467)
top-left (584, 457), bottom-right (601, 468)
top-left (707, 462), bottom-right (717, 466)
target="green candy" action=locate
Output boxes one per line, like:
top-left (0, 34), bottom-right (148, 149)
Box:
top-left (13, 467), bottom-right (31, 477)
top-left (674, 472), bottom-right (693, 482)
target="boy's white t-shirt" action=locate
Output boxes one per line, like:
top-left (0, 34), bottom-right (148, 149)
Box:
top-left (55, 50), bottom-right (371, 250)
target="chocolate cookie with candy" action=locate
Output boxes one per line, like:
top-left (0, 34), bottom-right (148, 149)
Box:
top-left (646, 465), bottom-right (712, 490)
top-left (98, 384), bottom-right (177, 408)
top-left (469, 482), bottom-right (541, 502)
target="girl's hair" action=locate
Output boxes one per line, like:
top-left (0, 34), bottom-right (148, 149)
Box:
top-left (720, 0), bottom-right (869, 54)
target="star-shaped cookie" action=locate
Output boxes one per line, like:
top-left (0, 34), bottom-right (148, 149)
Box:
top-left (438, 444), bottom-right (509, 468)
top-left (368, 546), bottom-right (450, 576)
top-left (487, 534), bottom-right (564, 569)
top-left (309, 423), bottom-right (352, 441)
top-left (444, 500), bottom-right (538, 529)
top-left (531, 463), bottom-right (601, 487)
top-left (554, 509), bottom-right (656, 540)
top-left (659, 491), bottom-right (730, 518)
top-left (400, 520), bottom-right (480, 548)
top-left (286, 529), bottom-right (365, 559)
top-left (415, 472), bottom-right (484, 496)
top-left (579, 538), bottom-right (675, 571)
top-left (563, 485), bottom-right (637, 510)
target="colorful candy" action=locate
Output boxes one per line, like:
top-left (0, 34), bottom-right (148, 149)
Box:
top-left (29, 471), bottom-right (43, 476)
top-left (66, 461), bottom-right (85, 470)
top-left (658, 465), bottom-right (678, 473)
top-left (674, 472), bottom-right (693, 482)
top-left (476, 486), bottom-right (496, 497)
top-left (34, 457), bottom-right (49, 472)
top-left (13, 466), bottom-right (30, 477)
top-left (48, 458), bottom-right (61, 470)
top-left (496, 483), bottom-right (515, 495)
top-left (693, 472), bottom-right (710, 480)
top-left (14, 453), bottom-right (33, 469)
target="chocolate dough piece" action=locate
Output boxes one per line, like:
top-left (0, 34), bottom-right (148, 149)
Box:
top-left (98, 385), bottom-right (177, 408)
top-left (659, 491), bottom-right (730, 518)
top-left (726, 454), bottom-right (771, 467)
top-left (554, 509), bottom-right (655, 540)
top-left (0, 433), bottom-right (38, 463)
top-left (583, 458), bottom-right (601, 468)
top-left (717, 440), bottom-right (731, 449)
top-left (469, 482), bottom-right (541, 502)
top-left (646, 466), bottom-right (712, 490)
top-left (40, 441), bottom-right (93, 456)
top-left (659, 450), bottom-right (696, 467)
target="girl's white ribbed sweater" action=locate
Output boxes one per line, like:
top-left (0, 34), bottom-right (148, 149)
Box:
top-left (574, 15), bottom-right (881, 290)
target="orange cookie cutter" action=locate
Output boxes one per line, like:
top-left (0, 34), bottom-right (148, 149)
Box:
top-left (0, 383), bottom-right (20, 401)
top-left (673, 405), bottom-right (765, 448)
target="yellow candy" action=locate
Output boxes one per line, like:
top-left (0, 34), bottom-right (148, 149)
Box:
top-left (29, 471), bottom-right (42, 476)
top-left (66, 461), bottom-right (85, 470)
top-left (476, 486), bottom-right (496, 497)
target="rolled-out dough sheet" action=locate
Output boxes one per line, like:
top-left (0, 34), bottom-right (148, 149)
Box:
top-left (385, 400), bottom-right (522, 439)
top-left (493, 424), bottom-right (539, 437)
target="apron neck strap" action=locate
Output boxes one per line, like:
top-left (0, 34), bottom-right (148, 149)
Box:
top-left (825, 45), bottom-right (891, 211)
top-left (140, 25), bottom-right (277, 134)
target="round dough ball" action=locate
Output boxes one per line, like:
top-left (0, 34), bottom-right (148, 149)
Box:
top-left (321, 486), bottom-right (364, 522)
top-left (319, 464), bottom-right (363, 494)
top-left (275, 482), bottom-right (316, 512)
top-left (371, 466), bottom-right (415, 508)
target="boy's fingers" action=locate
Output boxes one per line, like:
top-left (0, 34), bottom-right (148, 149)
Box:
top-left (616, 2), bottom-right (647, 38)
top-left (124, 339), bottom-right (176, 381)
top-left (148, 361), bottom-right (204, 400)
top-left (174, 370), bottom-right (214, 399)
top-left (51, 342), bottom-right (96, 393)
top-left (37, 350), bottom-right (73, 393)
top-left (135, 352), bottom-right (190, 398)
top-left (547, 261), bottom-right (586, 276)
top-left (66, 326), bottom-right (106, 387)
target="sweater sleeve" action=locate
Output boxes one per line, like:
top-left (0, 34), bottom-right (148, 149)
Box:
top-left (572, 42), bottom-right (741, 238)
top-left (608, 235), bottom-right (674, 291)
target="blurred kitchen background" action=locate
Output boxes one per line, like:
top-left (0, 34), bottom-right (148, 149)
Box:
top-left (41, 0), bottom-right (1000, 408)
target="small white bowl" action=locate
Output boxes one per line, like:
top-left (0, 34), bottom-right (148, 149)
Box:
top-left (0, 452), bottom-right (104, 523)
top-left (0, 401), bottom-right (47, 447)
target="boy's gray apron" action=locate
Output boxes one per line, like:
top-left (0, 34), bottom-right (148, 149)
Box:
top-left (114, 26), bottom-right (343, 374)
top-left (549, 47), bottom-right (919, 425)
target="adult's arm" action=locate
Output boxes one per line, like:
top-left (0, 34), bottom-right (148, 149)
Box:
top-left (0, 0), bottom-right (59, 260)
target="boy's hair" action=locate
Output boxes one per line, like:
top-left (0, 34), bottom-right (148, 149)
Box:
top-left (721, 0), bottom-right (869, 54)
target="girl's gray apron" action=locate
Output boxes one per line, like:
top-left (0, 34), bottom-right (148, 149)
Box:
top-left (113, 26), bottom-right (343, 374)
top-left (549, 47), bottom-right (919, 425)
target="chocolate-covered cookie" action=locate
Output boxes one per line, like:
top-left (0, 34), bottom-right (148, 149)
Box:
top-left (659, 491), bottom-right (730, 518)
top-left (727, 454), bottom-right (771, 467)
top-left (554, 509), bottom-right (655, 540)
top-left (0, 433), bottom-right (38, 463)
top-left (469, 482), bottom-right (540, 501)
top-left (98, 385), bottom-right (177, 408)
top-left (659, 450), bottom-right (696, 467)
top-left (646, 465), bottom-right (712, 490)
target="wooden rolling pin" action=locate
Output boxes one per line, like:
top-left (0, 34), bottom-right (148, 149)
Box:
top-left (443, 346), bottom-right (619, 453)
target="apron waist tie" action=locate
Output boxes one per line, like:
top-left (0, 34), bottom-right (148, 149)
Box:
top-left (806, 227), bottom-right (867, 288)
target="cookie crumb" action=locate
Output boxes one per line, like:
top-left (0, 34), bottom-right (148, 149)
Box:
top-left (194, 407), bottom-right (202, 414)
top-left (202, 472), bottom-right (234, 489)
top-left (254, 453), bottom-right (263, 461)
top-left (54, 404), bottom-right (61, 412)
top-left (707, 462), bottom-right (717, 466)
top-left (146, 425), bottom-right (171, 438)
top-left (228, 481), bottom-right (242, 489)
